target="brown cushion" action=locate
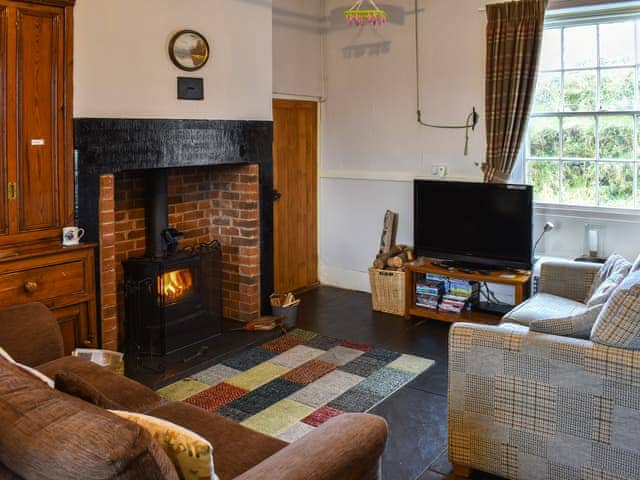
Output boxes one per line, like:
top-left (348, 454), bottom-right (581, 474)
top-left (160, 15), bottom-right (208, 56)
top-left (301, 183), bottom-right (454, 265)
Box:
top-left (146, 401), bottom-right (287, 480)
top-left (0, 357), bottom-right (179, 480)
top-left (55, 371), bottom-right (124, 409)
top-left (0, 462), bottom-right (24, 479)
top-left (37, 356), bottom-right (163, 412)
top-left (0, 302), bottom-right (64, 367)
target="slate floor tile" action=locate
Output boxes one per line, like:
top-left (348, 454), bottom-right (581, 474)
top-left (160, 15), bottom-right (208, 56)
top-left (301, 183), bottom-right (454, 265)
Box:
top-left (371, 387), bottom-right (448, 480)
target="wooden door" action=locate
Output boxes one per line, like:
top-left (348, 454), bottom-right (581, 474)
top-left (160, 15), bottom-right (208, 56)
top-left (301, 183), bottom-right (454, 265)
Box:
top-left (273, 100), bottom-right (318, 293)
top-left (0, 6), bottom-right (8, 238)
top-left (13, 5), bottom-right (64, 237)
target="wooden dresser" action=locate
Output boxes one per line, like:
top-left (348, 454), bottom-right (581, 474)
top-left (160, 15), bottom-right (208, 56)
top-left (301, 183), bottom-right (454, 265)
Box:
top-left (0, 0), bottom-right (96, 353)
top-left (0, 244), bottom-right (97, 354)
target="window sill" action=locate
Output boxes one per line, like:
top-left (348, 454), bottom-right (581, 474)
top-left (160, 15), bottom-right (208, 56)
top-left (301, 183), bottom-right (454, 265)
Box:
top-left (534, 202), bottom-right (640, 223)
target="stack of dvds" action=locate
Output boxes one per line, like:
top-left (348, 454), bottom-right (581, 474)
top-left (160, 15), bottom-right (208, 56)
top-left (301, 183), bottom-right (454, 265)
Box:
top-left (424, 273), bottom-right (450, 293)
top-left (439, 279), bottom-right (480, 314)
top-left (416, 278), bottom-right (446, 310)
top-left (439, 294), bottom-right (469, 314)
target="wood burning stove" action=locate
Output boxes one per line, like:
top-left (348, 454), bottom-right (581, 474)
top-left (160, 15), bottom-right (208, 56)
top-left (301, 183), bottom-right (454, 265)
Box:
top-left (124, 243), bottom-right (222, 358)
top-left (123, 170), bottom-right (223, 363)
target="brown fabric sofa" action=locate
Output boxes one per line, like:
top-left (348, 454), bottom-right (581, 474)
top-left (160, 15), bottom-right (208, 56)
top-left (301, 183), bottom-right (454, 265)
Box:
top-left (0, 303), bottom-right (388, 480)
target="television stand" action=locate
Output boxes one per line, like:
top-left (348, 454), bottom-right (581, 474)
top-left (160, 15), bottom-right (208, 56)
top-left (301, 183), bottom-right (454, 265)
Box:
top-left (430, 259), bottom-right (515, 273)
top-left (404, 257), bottom-right (531, 324)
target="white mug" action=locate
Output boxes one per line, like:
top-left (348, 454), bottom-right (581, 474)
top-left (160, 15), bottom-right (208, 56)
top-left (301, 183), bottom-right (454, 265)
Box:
top-left (62, 226), bottom-right (85, 246)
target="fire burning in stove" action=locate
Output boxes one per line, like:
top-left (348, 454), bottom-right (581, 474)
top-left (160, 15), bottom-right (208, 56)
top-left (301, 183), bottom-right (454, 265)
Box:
top-left (159, 268), bottom-right (194, 303)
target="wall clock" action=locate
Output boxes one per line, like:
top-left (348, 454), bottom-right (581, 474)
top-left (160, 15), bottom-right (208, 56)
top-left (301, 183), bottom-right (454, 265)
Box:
top-left (168, 30), bottom-right (210, 71)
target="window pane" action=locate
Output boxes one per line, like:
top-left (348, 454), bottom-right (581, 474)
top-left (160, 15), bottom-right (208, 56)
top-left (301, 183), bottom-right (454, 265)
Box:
top-left (528, 161), bottom-right (560, 203)
top-left (599, 115), bottom-right (634, 160)
top-left (563, 70), bottom-right (596, 112)
top-left (533, 72), bottom-right (562, 112)
top-left (600, 68), bottom-right (635, 111)
top-left (562, 161), bottom-right (596, 205)
top-left (563, 116), bottom-right (596, 158)
top-left (529, 117), bottom-right (560, 158)
top-left (540, 28), bottom-right (561, 71)
top-left (600, 21), bottom-right (635, 66)
top-left (564, 26), bottom-right (597, 68)
top-left (599, 162), bottom-right (634, 207)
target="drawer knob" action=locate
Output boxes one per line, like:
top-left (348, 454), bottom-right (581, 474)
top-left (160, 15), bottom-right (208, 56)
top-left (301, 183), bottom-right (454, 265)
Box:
top-left (24, 281), bottom-right (38, 294)
top-left (83, 335), bottom-right (94, 346)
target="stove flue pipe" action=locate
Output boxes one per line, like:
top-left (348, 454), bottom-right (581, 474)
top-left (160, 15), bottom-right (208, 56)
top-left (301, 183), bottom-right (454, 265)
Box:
top-left (145, 169), bottom-right (169, 258)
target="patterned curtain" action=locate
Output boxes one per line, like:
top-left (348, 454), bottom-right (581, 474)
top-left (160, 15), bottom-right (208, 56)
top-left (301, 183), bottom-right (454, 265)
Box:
top-left (483, 0), bottom-right (547, 183)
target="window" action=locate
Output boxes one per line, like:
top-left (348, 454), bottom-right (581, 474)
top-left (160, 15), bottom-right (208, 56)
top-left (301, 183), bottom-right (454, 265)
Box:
top-left (525, 13), bottom-right (640, 209)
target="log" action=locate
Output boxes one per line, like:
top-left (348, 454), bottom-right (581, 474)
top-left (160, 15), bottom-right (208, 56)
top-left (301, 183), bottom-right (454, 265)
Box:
top-left (379, 210), bottom-right (398, 254)
top-left (387, 252), bottom-right (409, 268)
top-left (373, 246), bottom-right (403, 269)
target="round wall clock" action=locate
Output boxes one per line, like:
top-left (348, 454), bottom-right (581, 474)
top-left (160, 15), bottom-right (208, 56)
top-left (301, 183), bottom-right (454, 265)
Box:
top-left (168, 30), bottom-right (210, 71)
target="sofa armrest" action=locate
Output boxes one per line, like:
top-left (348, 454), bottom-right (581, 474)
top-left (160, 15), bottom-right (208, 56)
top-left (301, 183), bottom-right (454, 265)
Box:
top-left (0, 302), bottom-right (64, 367)
top-left (538, 260), bottom-right (600, 302)
top-left (234, 413), bottom-right (387, 480)
top-left (448, 322), bottom-right (640, 478)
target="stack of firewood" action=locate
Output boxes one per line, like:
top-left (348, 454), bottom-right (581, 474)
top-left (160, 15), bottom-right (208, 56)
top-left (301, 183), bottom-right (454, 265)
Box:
top-left (373, 210), bottom-right (415, 270)
top-left (373, 245), bottom-right (415, 270)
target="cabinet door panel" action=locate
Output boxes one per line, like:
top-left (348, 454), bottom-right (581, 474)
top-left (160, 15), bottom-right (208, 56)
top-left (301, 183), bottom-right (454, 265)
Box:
top-left (16, 7), bottom-right (63, 233)
top-left (54, 303), bottom-right (96, 355)
top-left (0, 7), bottom-right (8, 237)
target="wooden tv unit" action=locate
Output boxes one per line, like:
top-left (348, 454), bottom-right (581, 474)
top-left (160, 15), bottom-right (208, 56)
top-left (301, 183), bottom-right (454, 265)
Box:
top-left (404, 257), bottom-right (531, 324)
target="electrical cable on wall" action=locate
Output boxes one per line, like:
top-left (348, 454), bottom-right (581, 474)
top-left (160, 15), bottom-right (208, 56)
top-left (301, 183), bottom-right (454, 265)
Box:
top-left (414, 0), bottom-right (479, 155)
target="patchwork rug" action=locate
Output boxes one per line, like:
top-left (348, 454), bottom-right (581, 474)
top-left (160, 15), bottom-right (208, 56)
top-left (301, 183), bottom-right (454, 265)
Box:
top-left (157, 329), bottom-right (434, 442)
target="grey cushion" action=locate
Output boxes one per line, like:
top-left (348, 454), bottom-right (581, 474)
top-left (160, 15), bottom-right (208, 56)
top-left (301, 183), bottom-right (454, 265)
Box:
top-left (586, 254), bottom-right (631, 303)
top-left (529, 305), bottom-right (603, 338)
top-left (503, 293), bottom-right (595, 338)
top-left (504, 293), bottom-right (587, 324)
top-left (591, 270), bottom-right (640, 349)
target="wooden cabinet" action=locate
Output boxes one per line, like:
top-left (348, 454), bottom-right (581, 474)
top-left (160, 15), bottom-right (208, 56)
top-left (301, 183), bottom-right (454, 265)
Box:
top-left (0, 1), bottom-right (90, 352)
top-left (0, 244), bottom-right (97, 354)
top-left (0, 0), bottom-right (74, 247)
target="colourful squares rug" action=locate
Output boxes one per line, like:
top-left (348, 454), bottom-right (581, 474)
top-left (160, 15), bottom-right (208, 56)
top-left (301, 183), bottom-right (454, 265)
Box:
top-left (157, 329), bottom-right (434, 442)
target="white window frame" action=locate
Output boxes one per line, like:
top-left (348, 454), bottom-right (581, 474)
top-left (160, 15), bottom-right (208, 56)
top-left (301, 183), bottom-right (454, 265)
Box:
top-left (523, 4), bottom-right (640, 216)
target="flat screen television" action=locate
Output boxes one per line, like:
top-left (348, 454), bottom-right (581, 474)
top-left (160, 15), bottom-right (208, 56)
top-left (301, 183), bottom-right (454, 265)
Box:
top-left (414, 180), bottom-right (533, 270)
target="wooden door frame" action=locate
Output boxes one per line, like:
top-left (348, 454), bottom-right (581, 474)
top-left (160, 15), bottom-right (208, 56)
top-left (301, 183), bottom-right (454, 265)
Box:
top-left (272, 95), bottom-right (321, 293)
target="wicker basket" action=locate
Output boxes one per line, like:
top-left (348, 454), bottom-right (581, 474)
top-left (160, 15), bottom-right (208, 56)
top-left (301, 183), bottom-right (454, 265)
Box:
top-left (369, 267), bottom-right (406, 316)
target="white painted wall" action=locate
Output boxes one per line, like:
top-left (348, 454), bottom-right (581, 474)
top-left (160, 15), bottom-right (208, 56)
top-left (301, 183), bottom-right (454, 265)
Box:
top-left (319, 0), bottom-right (487, 290)
top-left (272, 0), bottom-right (324, 98)
top-left (319, 0), bottom-right (640, 292)
top-left (74, 0), bottom-right (273, 120)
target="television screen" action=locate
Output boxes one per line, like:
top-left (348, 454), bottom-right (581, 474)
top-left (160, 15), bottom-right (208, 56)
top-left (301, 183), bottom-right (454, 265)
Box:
top-left (414, 180), bottom-right (533, 270)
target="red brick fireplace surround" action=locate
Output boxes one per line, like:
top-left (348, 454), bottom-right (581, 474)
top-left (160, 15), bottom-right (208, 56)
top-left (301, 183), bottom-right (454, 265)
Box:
top-left (98, 165), bottom-right (261, 350)
top-left (74, 118), bottom-right (274, 352)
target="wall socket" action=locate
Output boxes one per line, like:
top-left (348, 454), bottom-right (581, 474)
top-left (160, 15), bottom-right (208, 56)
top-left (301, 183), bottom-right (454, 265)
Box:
top-left (431, 164), bottom-right (448, 178)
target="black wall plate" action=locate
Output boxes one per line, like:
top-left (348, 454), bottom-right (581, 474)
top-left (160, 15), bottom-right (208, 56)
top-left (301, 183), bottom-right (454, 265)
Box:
top-left (177, 77), bottom-right (204, 100)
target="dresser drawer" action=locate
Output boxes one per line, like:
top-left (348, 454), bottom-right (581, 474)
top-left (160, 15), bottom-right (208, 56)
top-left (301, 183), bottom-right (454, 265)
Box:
top-left (0, 260), bottom-right (86, 306)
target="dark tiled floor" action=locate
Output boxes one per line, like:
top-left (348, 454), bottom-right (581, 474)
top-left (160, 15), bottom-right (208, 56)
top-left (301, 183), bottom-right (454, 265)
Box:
top-left (297, 286), bottom-right (501, 480)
